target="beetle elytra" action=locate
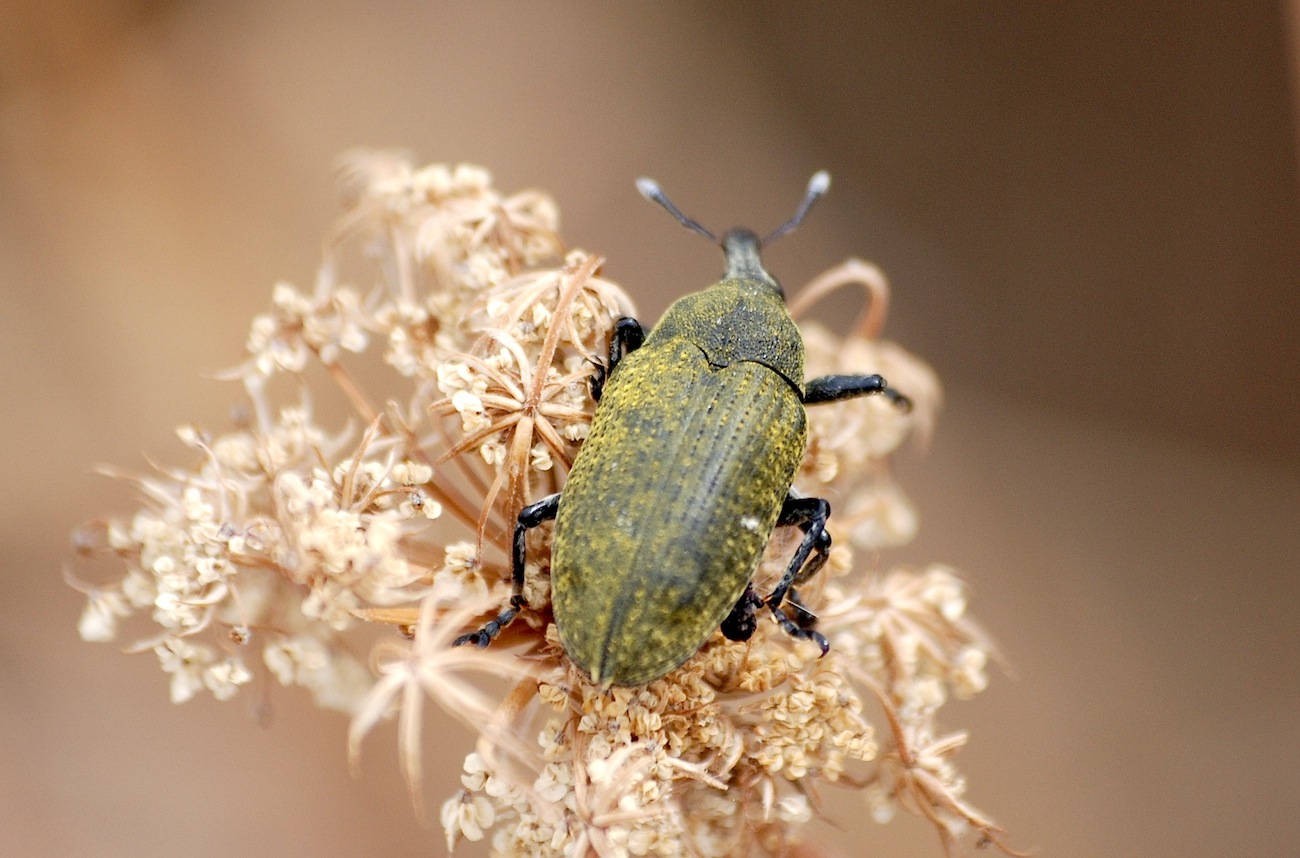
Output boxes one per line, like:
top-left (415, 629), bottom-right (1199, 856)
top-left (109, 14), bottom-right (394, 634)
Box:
top-left (455, 173), bottom-right (909, 687)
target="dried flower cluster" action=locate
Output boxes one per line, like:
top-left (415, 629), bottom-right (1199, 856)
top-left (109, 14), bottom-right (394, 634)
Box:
top-left (69, 152), bottom-right (1016, 856)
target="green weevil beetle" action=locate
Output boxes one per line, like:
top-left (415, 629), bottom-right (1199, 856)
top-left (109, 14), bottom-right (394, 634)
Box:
top-left (454, 172), bottom-right (910, 686)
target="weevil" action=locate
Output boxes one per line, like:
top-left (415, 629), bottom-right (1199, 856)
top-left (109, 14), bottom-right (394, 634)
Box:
top-left (454, 172), bottom-right (909, 686)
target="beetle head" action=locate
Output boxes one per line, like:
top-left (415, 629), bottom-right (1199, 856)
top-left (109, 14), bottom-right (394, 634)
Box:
top-left (721, 227), bottom-right (777, 292)
top-left (636, 171), bottom-right (831, 299)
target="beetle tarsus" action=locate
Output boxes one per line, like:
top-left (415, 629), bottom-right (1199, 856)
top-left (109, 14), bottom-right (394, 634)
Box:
top-left (453, 602), bottom-right (519, 648)
top-left (721, 585), bottom-right (764, 642)
top-left (452, 629), bottom-right (490, 648)
top-left (883, 386), bottom-right (913, 413)
top-left (810, 630), bottom-right (830, 657)
top-left (587, 358), bottom-right (607, 402)
top-left (453, 494), bottom-right (560, 649)
top-left (769, 602), bottom-right (831, 656)
top-left (786, 588), bottom-right (820, 630)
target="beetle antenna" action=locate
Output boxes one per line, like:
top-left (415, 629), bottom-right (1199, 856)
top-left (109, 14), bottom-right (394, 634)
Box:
top-left (762, 170), bottom-right (831, 245)
top-left (636, 177), bottom-right (719, 243)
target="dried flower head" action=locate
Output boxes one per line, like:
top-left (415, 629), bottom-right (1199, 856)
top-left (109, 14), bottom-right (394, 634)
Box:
top-left (70, 153), bottom-right (1018, 856)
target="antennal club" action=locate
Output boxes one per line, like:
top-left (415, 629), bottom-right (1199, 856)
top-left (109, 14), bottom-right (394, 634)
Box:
top-left (762, 170), bottom-right (831, 245)
top-left (635, 177), bottom-right (719, 243)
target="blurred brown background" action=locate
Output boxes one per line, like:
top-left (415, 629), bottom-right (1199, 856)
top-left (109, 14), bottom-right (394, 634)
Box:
top-left (2, 2), bottom-right (1297, 856)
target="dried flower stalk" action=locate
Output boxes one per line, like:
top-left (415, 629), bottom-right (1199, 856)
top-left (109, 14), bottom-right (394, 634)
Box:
top-left (69, 152), bottom-right (1018, 856)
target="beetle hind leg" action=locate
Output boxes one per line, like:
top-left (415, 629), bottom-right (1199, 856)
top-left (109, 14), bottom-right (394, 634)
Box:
top-left (452, 492), bottom-right (560, 648)
top-left (721, 584), bottom-right (764, 642)
top-left (763, 496), bottom-right (833, 655)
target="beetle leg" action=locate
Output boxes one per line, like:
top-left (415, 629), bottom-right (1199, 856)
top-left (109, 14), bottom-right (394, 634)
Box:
top-left (771, 496), bottom-right (832, 603)
top-left (608, 317), bottom-right (646, 370)
top-left (803, 373), bottom-right (911, 412)
top-left (589, 317), bottom-right (645, 402)
top-left (786, 588), bottom-right (820, 630)
top-left (763, 496), bottom-right (832, 655)
top-left (720, 584), bottom-right (764, 642)
top-left (453, 492), bottom-right (561, 648)
top-left (768, 604), bottom-right (829, 655)
top-left (586, 358), bottom-right (606, 401)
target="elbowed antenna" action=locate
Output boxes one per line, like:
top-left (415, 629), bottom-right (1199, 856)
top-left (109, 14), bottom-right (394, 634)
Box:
top-left (635, 171), bottom-right (831, 247)
top-left (635, 177), bottom-right (718, 243)
top-left (762, 170), bottom-right (830, 245)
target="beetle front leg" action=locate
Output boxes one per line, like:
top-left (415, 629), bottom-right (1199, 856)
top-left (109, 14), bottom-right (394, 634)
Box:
top-left (803, 373), bottom-right (911, 412)
top-left (453, 492), bottom-right (561, 648)
top-left (589, 317), bottom-right (645, 402)
top-left (764, 496), bottom-right (833, 655)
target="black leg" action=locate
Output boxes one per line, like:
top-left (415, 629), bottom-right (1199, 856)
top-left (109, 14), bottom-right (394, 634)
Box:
top-left (763, 495), bottom-right (833, 655)
top-left (453, 492), bottom-right (561, 647)
top-left (803, 373), bottom-right (911, 412)
top-left (590, 317), bottom-right (645, 402)
top-left (786, 587), bottom-right (820, 630)
top-left (770, 497), bottom-right (831, 605)
top-left (721, 584), bottom-right (764, 642)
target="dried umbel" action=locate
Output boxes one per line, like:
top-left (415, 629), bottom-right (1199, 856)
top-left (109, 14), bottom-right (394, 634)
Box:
top-left (69, 153), bottom-right (1017, 856)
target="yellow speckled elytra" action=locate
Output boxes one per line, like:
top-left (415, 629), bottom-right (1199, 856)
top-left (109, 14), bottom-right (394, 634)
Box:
top-left (455, 173), bottom-right (910, 686)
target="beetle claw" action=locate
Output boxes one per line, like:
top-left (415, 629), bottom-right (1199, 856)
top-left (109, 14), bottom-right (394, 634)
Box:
top-left (885, 386), bottom-right (913, 413)
top-left (810, 630), bottom-right (830, 657)
top-left (790, 627), bottom-right (829, 657)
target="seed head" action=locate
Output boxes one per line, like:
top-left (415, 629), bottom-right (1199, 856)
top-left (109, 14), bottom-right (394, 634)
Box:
top-left (69, 153), bottom-right (1017, 856)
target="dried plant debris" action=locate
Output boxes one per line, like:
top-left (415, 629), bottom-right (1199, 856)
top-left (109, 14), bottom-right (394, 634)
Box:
top-left (69, 153), bottom-right (1017, 856)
